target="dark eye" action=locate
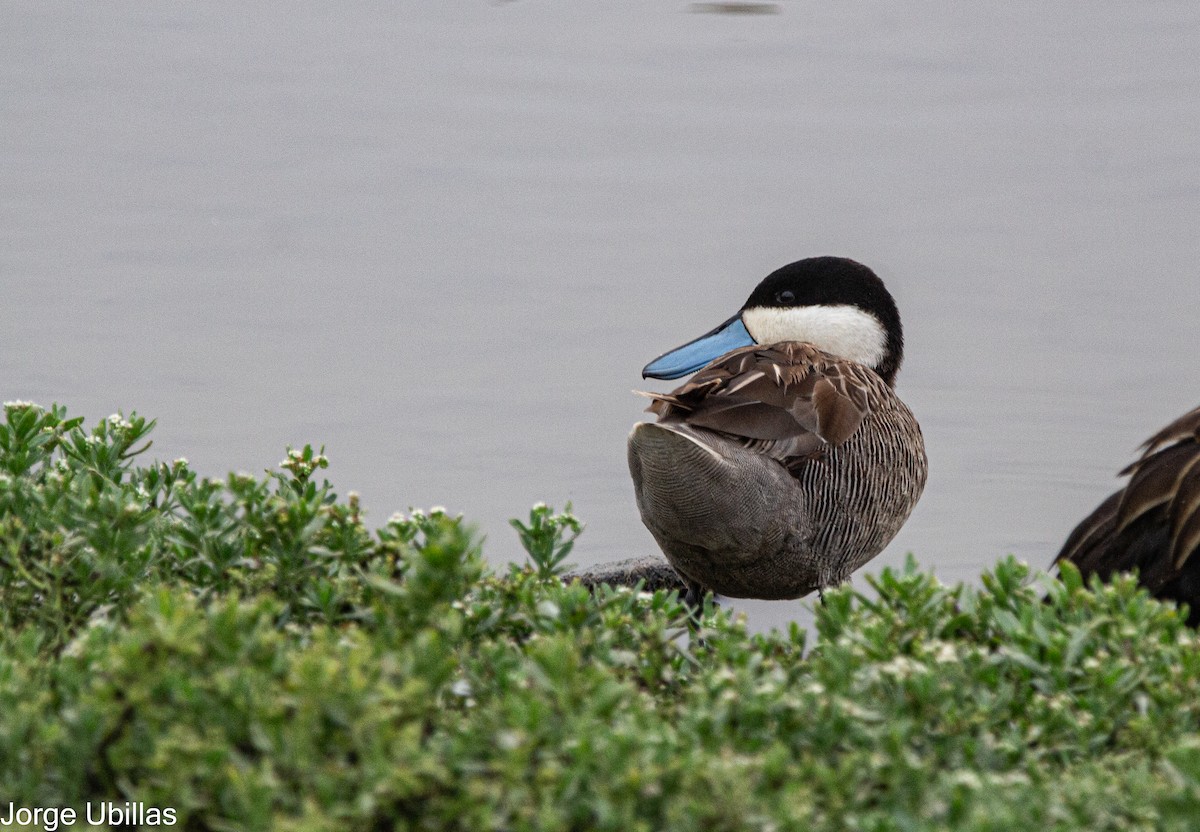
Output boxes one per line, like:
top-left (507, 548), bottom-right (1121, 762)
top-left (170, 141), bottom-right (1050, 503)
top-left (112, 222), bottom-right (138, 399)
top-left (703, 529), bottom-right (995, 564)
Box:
top-left (775, 290), bottom-right (795, 304)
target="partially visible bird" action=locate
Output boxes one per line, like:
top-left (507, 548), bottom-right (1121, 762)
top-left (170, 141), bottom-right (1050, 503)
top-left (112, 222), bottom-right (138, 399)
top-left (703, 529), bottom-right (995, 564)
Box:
top-left (627, 256), bottom-right (927, 605)
top-left (1056, 405), bottom-right (1200, 624)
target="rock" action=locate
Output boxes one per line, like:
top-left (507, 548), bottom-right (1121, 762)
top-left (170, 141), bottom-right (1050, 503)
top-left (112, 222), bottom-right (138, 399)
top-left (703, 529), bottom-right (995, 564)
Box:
top-left (563, 555), bottom-right (689, 594)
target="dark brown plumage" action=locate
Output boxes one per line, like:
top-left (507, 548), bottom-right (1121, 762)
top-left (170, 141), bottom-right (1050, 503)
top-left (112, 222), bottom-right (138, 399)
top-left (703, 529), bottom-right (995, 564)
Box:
top-left (641, 343), bottom-right (874, 471)
top-left (1056, 405), bottom-right (1200, 623)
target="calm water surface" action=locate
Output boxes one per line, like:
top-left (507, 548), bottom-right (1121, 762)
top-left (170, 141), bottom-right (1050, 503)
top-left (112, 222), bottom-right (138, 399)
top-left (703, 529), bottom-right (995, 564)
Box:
top-left (4, 2), bottom-right (1198, 629)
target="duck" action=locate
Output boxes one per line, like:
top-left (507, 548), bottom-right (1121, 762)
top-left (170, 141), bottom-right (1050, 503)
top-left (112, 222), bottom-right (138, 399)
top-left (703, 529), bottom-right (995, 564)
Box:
top-left (627, 256), bottom-right (928, 605)
top-left (1055, 405), bottom-right (1200, 624)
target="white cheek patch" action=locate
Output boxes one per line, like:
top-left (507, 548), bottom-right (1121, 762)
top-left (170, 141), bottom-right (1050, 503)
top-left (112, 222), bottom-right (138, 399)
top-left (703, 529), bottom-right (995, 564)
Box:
top-left (741, 304), bottom-right (888, 368)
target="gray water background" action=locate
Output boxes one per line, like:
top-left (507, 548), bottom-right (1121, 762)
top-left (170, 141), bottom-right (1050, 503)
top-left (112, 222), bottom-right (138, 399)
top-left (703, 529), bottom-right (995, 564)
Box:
top-left (4, 2), bottom-right (1198, 629)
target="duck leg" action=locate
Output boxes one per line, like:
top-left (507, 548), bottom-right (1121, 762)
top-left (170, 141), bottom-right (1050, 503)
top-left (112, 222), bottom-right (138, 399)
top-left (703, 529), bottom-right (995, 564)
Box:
top-left (682, 579), bottom-right (718, 628)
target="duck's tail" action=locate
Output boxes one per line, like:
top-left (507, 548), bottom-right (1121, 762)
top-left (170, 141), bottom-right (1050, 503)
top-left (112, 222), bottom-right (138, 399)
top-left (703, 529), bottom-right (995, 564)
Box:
top-left (626, 421), bottom-right (812, 598)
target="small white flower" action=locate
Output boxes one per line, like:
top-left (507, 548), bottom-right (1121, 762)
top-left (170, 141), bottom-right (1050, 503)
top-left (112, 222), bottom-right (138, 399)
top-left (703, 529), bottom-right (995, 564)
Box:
top-left (388, 512), bottom-right (407, 525)
top-left (496, 731), bottom-right (524, 751)
top-left (932, 641), bottom-right (959, 663)
top-left (228, 471), bottom-right (254, 489)
top-left (878, 656), bottom-right (923, 678)
top-left (3, 400), bottom-right (40, 411)
top-left (106, 414), bottom-right (133, 430)
top-left (173, 457), bottom-right (189, 467)
top-left (987, 771), bottom-right (1031, 787)
top-left (947, 771), bottom-right (983, 790)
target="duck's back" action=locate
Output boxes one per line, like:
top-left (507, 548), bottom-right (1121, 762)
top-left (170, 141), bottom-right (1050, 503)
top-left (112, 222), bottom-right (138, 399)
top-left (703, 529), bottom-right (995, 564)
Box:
top-left (1057, 406), bottom-right (1200, 622)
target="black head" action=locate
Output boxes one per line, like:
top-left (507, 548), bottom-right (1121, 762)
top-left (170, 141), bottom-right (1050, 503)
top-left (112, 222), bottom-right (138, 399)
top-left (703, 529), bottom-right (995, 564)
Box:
top-left (739, 256), bottom-right (904, 385)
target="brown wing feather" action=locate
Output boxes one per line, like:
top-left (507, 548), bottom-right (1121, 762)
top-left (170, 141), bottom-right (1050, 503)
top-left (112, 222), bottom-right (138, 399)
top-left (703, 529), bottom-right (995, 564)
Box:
top-left (638, 342), bottom-right (876, 469)
top-left (1114, 443), bottom-right (1200, 534)
top-left (1170, 450), bottom-right (1200, 568)
top-left (1056, 490), bottom-right (1121, 569)
top-left (1057, 405), bottom-right (1200, 621)
top-left (1138, 406), bottom-right (1200, 459)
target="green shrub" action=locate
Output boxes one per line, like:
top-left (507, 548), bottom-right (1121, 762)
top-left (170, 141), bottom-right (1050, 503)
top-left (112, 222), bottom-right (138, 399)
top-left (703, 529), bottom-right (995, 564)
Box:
top-left (2, 402), bottom-right (1200, 831)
